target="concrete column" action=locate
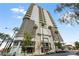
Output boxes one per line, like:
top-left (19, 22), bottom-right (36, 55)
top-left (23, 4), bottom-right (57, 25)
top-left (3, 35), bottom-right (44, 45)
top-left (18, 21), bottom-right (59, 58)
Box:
top-left (50, 36), bottom-right (55, 52)
top-left (34, 38), bottom-right (41, 55)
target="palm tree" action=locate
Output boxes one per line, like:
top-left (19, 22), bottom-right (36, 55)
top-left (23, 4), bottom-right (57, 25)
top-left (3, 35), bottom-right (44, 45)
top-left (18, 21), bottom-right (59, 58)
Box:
top-left (75, 41), bottom-right (79, 50)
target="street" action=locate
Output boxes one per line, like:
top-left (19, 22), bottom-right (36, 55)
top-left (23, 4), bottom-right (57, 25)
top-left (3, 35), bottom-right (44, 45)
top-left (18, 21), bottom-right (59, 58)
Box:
top-left (41, 50), bottom-right (79, 56)
top-left (0, 50), bottom-right (79, 56)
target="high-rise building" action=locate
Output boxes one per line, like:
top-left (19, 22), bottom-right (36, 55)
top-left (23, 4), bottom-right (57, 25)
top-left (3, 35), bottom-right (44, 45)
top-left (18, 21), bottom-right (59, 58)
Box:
top-left (10, 4), bottom-right (63, 55)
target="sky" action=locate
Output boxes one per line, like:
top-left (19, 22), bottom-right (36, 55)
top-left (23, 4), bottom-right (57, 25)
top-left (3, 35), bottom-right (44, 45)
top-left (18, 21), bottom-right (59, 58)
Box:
top-left (0, 3), bottom-right (79, 45)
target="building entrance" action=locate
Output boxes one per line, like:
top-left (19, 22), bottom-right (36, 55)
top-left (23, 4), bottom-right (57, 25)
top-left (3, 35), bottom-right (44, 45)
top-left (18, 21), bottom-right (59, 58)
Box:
top-left (26, 47), bottom-right (35, 53)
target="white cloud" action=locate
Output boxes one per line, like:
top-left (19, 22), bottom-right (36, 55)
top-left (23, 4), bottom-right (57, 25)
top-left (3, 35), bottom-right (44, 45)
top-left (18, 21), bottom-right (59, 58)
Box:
top-left (10, 8), bottom-right (19, 13)
top-left (10, 7), bottom-right (26, 19)
top-left (16, 16), bottom-right (22, 19)
top-left (10, 7), bottom-right (26, 14)
top-left (67, 24), bottom-right (71, 27)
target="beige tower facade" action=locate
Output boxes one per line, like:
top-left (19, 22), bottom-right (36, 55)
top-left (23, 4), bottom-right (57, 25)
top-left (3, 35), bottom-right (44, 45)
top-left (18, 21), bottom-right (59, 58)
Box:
top-left (11, 4), bottom-right (63, 55)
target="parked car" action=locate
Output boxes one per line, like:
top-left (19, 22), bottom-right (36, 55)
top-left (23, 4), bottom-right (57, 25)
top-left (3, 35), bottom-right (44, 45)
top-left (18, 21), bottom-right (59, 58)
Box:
top-left (46, 50), bottom-right (55, 54)
top-left (55, 49), bottom-right (68, 53)
top-left (75, 51), bottom-right (79, 55)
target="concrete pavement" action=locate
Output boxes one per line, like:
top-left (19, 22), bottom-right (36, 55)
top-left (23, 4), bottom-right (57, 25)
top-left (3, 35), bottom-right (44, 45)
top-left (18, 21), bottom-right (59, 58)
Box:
top-left (0, 50), bottom-right (79, 56)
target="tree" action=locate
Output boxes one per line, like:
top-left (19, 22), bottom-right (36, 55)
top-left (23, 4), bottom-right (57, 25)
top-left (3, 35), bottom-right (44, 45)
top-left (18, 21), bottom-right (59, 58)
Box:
top-left (22, 32), bottom-right (32, 55)
top-left (54, 42), bottom-right (62, 49)
top-left (55, 3), bottom-right (79, 25)
top-left (48, 26), bottom-right (52, 30)
top-left (75, 41), bottom-right (79, 50)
